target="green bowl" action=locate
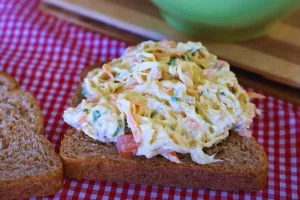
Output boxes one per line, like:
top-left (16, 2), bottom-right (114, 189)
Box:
top-left (152, 0), bottom-right (300, 41)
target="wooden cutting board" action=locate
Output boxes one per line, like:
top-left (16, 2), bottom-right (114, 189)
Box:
top-left (39, 0), bottom-right (300, 105)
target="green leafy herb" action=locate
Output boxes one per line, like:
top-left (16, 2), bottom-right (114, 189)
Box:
top-left (217, 66), bottom-right (222, 71)
top-left (220, 92), bottom-right (225, 96)
top-left (171, 96), bottom-right (179, 102)
top-left (83, 109), bottom-right (88, 113)
top-left (151, 110), bottom-right (158, 118)
top-left (93, 110), bottom-right (101, 122)
top-left (113, 120), bottom-right (123, 137)
top-left (81, 88), bottom-right (87, 97)
top-left (233, 124), bottom-right (241, 130)
top-left (167, 59), bottom-right (175, 66)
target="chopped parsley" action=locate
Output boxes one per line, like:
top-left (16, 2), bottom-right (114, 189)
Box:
top-left (171, 96), bottom-right (179, 102)
top-left (217, 66), bottom-right (222, 71)
top-left (83, 109), bottom-right (88, 113)
top-left (93, 110), bottom-right (101, 122)
top-left (168, 59), bottom-right (175, 66)
top-left (113, 120), bottom-right (123, 137)
top-left (233, 124), bottom-right (241, 130)
top-left (220, 92), bottom-right (225, 96)
top-left (81, 88), bottom-right (87, 97)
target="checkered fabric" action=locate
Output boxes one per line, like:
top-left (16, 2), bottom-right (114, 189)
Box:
top-left (0, 0), bottom-right (299, 199)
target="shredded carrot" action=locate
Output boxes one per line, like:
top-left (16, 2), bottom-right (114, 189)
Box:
top-left (161, 152), bottom-right (181, 163)
top-left (238, 129), bottom-right (252, 138)
top-left (203, 69), bottom-right (217, 76)
top-left (247, 92), bottom-right (265, 99)
top-left (127, 103), bottom-right (142, 143)
top-left (180, 112), bottom-right (187, 118)
top-left (183, 70), bottom-right (191, 76)
top-left (111, 93), bottom-right (118, 101)
top-left (131, 80), bottom-right (139, 87)
top-left (125, 46), bottom-right (137, 53)
top-left (78, 115), bottom-right (87, 124)
top-left (163, 87), bottom-right (171, 93)
top-left (215, 60), bottom-right (228, 67)
top-left (187, 87), bottom-right (197, 95)
top-left (187, 118), bottom-right (200, 129)
top-left (124, 80), bottom-right (138, 89)
top-left (162, 40), bottom-right (176, 47)
top-left (103, 64), bottom-right (114, 79)
top-left (150, 69), bottom-right (162, 79)
top-left (163, 87), bottom-right (174, 96)
top-left (131, 98), bottom-right (145, 106)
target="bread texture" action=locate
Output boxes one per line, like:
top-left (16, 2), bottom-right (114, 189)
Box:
top-left (60, 64), bottom-right (268, 191)
top-left (0, 72), bottom-right (63, 199)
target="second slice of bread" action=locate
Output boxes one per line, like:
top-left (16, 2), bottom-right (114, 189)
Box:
top-left (0, 72), bottom-right (63, 200)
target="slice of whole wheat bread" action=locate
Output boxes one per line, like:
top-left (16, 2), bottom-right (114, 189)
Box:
top-left (0, 72), bottom-right (63, 199)
top-left (60, 64), bottom-right (268, 191)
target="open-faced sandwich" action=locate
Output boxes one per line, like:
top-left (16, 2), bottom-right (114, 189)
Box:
top-left (61, 41), bottom-right (268, 191)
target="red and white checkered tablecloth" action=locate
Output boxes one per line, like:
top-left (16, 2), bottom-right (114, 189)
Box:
top-left (1, 0), bottom-right (299, 199)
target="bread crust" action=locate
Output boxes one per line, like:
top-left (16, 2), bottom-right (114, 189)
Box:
top-left (0, 72), bottom-right (63, 199)
top-left (60, 63), bottom-right (268, 191)
top-left (0, 72), bottom-right (44, 135)
top-left (0, 159), bottom-right (63, 200)
top-left (0, 72), bottom-right (19, 90)
top-left (61, 129), bottom-right (268, 191)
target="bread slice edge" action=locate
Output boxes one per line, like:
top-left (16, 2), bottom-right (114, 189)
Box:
top-left (0, 164), bottom-right (63, 200)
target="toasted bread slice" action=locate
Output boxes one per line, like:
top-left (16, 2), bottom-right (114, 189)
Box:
top-left (60, 64), bottom-right (268, 191)
top-left (0, 72), bottom-right (63, 199)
